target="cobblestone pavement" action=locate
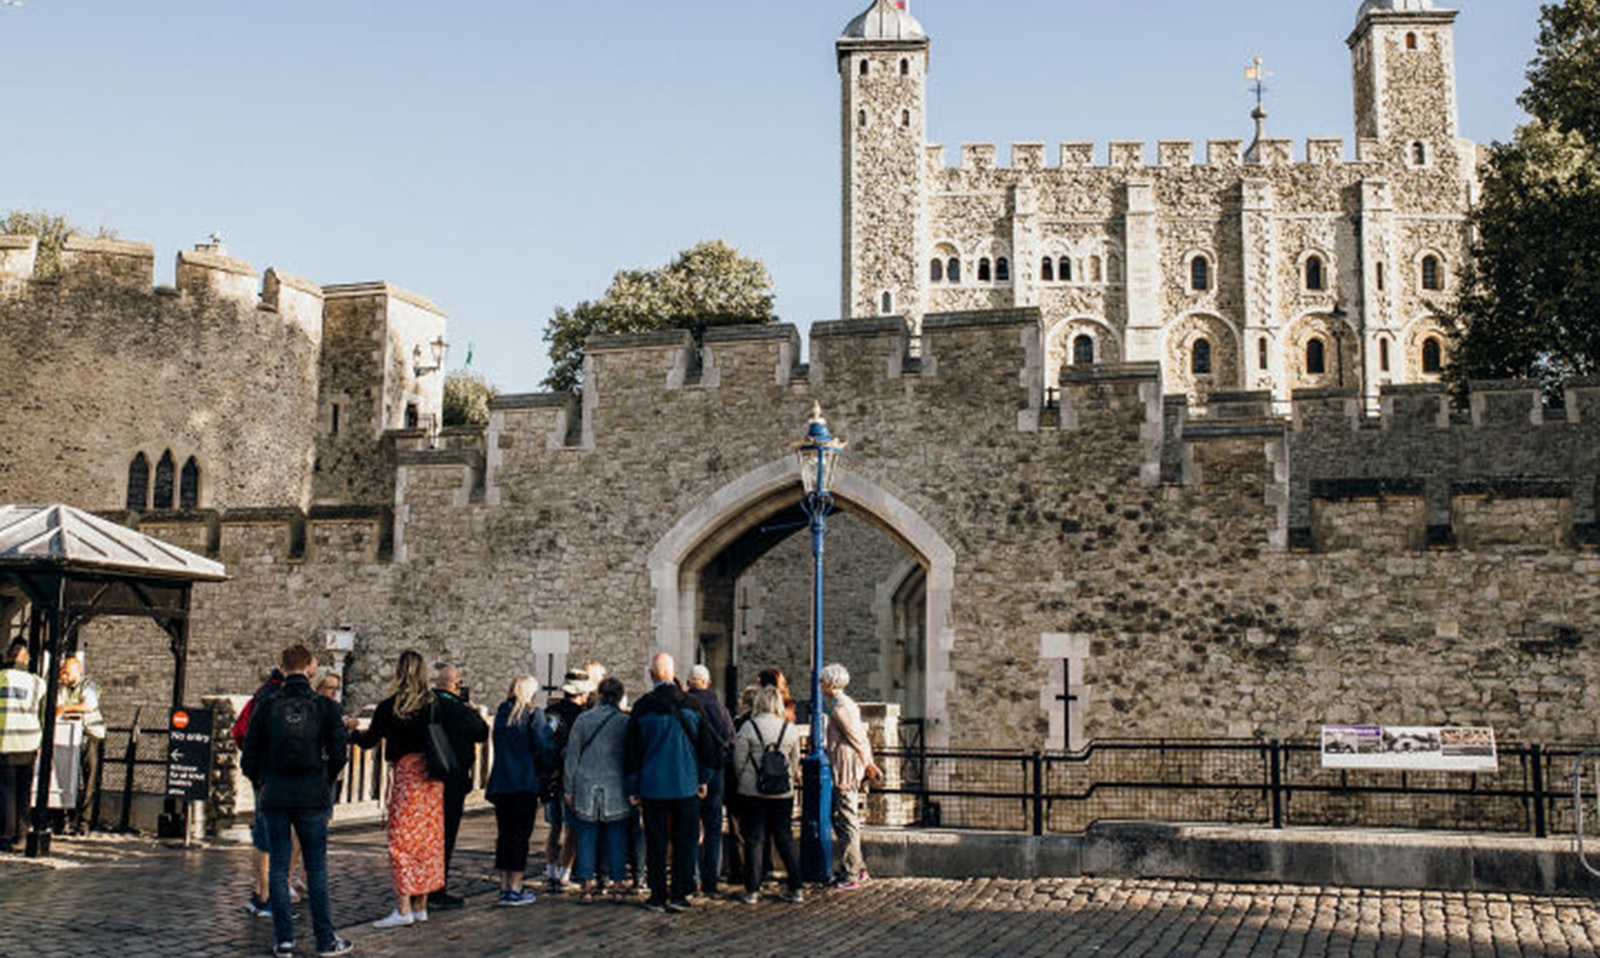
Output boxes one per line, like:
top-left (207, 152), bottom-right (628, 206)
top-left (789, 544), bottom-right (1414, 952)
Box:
top-left (3, 812), bottom-right (1600, 958)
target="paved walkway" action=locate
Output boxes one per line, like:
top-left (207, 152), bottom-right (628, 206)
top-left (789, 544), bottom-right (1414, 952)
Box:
top-left (2, 812), bottom-right (1599, 957)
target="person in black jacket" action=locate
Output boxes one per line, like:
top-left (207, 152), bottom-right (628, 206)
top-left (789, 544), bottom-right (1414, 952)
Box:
top-left (242, 643), bottom-right (352, 958)
top-left (430, 663), bottom-right (489, 910)
top-left (624, 653), bottom-right (720, 913)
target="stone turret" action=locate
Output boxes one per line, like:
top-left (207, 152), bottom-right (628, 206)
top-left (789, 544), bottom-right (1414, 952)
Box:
top-left (1348, 0), bottom-right (1461, 164)
top-left (838, 0), bottom-right (929, 325)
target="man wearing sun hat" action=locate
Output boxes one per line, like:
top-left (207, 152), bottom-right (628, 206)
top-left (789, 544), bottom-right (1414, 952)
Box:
top-left (542, 666), bottom-right (594, 891)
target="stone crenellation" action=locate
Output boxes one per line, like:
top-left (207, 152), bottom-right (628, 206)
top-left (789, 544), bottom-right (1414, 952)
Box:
top-left (927, 138), bottom-right (1373, 171)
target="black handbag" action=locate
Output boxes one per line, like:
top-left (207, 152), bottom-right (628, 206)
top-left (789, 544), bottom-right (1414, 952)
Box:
top-left (424, 697), bottom-right (460, 781)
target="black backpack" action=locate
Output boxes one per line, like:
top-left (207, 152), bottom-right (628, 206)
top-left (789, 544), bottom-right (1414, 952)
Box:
top-left (267, 691), bottom-right (324, 777)
top-left (750, 719), bottom-right (791, 796)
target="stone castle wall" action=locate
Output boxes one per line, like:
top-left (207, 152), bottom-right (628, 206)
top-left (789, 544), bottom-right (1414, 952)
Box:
top-left (51, 312), bottom-right (1600, 760)
top-left (0, 238), bottom-right (324, 510)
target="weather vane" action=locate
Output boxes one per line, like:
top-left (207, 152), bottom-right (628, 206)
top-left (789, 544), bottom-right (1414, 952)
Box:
top-left (1245, 57), bottom-right (1273, 118)
top-left (1244, 57), bottom-right (1275, 162)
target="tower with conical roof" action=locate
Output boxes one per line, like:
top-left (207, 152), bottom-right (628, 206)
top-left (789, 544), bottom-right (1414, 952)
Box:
top-left (838, 0), bottom-right (929, 324)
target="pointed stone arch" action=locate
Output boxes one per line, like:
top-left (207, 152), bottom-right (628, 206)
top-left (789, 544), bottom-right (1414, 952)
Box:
top-left (647, 456), bottom-right (958, 745)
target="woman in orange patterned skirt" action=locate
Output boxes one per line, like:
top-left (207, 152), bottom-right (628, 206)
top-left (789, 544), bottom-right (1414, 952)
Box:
top-left (349, 650), bottom-right (443, 928)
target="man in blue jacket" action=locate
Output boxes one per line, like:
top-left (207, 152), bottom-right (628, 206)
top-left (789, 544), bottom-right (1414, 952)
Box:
top-left (625, 652), bottom-right (719, 913)
top-left (243, 643), bottom-right (352, 957)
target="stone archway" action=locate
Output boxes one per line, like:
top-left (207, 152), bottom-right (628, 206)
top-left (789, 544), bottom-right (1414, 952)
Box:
top-left (647, 456), bottom-right (957, 746)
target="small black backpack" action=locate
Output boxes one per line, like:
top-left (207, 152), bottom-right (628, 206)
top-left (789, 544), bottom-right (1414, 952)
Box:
top-left (750, 719), bottom-right (791, 796)
top-left (268, 691), bottom-right (324, 777)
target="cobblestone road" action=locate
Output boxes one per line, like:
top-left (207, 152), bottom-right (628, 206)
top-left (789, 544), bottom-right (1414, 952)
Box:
top-left (2, 813), bottom-right (1598, 957)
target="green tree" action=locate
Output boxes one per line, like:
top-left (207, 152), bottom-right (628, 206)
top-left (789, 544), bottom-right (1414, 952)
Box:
top-left (1, 209), bottom-right (118, 280)
top-left (1448, 0), bottom-right (1600, 387)
top-left (541, 240), bottom-right (778, 393)
top-left (441, 369), bottom-right (498, 427)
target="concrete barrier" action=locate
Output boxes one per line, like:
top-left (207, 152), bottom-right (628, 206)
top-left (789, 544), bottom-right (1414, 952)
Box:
top-left (861, 822), bottom-right (1600, 895)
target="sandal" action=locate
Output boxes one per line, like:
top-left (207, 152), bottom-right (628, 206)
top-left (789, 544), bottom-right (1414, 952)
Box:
top-left (579, 890), bottom-right (595, 904)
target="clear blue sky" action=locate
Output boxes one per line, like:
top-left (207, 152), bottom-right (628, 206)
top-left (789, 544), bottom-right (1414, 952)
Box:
top-left (3, 0), bottom-right (1545, 393)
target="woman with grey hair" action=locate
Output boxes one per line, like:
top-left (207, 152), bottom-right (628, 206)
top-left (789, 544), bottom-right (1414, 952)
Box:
top-left (565, 676), bottom-right (631, 902)
top-left (820, 662), bottom-right (879, 890)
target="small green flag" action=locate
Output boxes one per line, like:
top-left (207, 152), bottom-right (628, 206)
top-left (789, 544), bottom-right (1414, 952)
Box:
top-left (464, 342), bottom-right (474, 367)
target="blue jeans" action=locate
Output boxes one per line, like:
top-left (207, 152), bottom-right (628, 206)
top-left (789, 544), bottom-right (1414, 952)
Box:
top-left (265, 807), bottom-right (335, 951)
top-left (571, 815), bottom-right (628, 883)
top-left (696, 766), bottom-right (725, 891)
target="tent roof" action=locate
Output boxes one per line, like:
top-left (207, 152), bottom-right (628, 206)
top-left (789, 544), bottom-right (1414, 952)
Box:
top-left (0, 504), bottom-right (227, 583)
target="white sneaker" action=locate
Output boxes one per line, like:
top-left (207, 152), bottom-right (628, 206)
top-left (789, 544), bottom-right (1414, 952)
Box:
top-left (413, 909), bottom-right (428, 923)
top-left (372, 910), bottom-right (414, 929)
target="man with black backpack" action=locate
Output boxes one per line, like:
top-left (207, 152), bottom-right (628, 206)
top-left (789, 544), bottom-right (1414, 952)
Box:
top-left (243, 643), bottom-right (352, 958)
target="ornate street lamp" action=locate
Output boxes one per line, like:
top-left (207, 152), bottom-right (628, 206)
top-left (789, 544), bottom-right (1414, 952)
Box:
top-left (412, 336), bottom-right (448, 377)
top-left (793, 402), bottom-right (845, 882)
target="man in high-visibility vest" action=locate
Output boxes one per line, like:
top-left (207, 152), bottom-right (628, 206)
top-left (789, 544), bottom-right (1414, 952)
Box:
top-left (0, 641), bottom-right (45, 853)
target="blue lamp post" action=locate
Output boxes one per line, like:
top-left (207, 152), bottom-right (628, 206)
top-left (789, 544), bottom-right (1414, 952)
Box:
top-left (794, 402), bottom-right (845, 883)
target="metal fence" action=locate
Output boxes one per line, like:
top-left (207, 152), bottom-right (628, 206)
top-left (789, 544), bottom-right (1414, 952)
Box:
top-left (89, 723), bottom-right (495, 832)
top-left (871, 739), bottom-right (1600, 838)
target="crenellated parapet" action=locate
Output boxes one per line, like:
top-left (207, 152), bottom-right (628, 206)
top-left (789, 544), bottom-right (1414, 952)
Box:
top-left (925, 138), bottom-right (1365, 172)
top-left (57, 235), bottom-right (155, 292)
top-left (1286, 379), bottom-right (1600, 552)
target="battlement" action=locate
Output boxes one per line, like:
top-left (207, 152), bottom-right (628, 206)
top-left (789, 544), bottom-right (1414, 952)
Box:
top-left (58, 235), bottom-right (155, 291)
top-left (0, 235), bottom-right (39, 288)
top-left (926, 137), bottom-right (1361, 173)
top-left (0, 234), bottom-right (444, 328)
top-left (107, 505), bottom-right (395, 564)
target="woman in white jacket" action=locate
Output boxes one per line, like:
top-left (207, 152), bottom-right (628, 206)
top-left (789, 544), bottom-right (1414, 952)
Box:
top-left (731, 685), bottom-right (805, 905)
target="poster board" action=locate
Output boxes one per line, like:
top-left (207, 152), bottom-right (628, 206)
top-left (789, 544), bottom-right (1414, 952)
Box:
top-left (1320, 724), bottom-right (1497, 772)
top-left (165, 708), bottom-right (214, 801)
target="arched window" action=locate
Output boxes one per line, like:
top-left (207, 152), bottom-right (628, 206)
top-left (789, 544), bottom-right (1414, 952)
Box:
top-left (1412, 141), bottom-right (1428, 166)
top-left (1405, 32), bottom-right (1418, 51)
top-left (180, 457), bottom-right (201, 510)
top-left (1191, 338), bottom-right (1212, 376)
top-left (1089, 256), bottom-right (1103, 283)
top-left (1059, 257), bottom-right (1072, 282)
top-left (995, 257), bottom-right (1010, 282)
top-left (1258, 337), bottom-right (1269, 370)
top-left (900, 109), bottom-right (911, 128)
top-left (860, 59), bottom-right (869, 76)
top-left (1073, 334), bottom-right (1095, 366)
top-left (126, 453), bottom-right (150, 511)
top-left (1190, 255), bottom-right (1210, 292)
top-left (1421, 337), bottom-right (1443, 373)
top-left (1375, 261), bottom-right (1386, 291)
top-left (1379, 337), bottom-right (1391, 372)
top-left (1306, 338), bottom-right (1327, 375)
top-left (977, 258), bottom-right (992, 282)
top-left (930, 259), bottom-right (943, 283)
top-left (1305, 255), bottom-right (1326, 291)
top-left (1040, 257), bottom-right (1054, 282)
top-left (947, 258), bottom-right (961, 283)
top-left (881, 291), bottom-right (894, 315)
top-left (900, 58), bottom-right (909, 76)
top-left (153, 450), bottom-right (175, 510)
top-left (857, 110), bottom-right (867, 128)
top-left (1109, 254), bottom-right (1123, 283)
top-left (1421, 254), bottom-right (1442, 291)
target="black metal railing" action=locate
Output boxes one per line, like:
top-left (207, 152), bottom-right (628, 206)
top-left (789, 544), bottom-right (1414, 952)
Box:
top-left (871, 739), bottom-right (1599, 838)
